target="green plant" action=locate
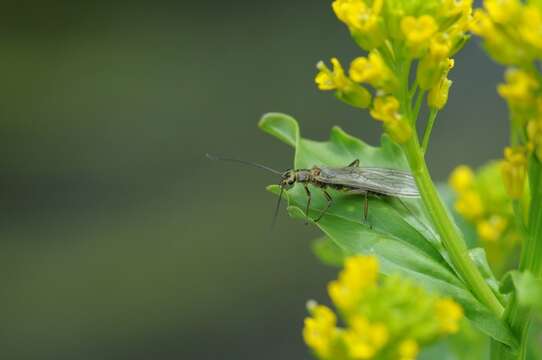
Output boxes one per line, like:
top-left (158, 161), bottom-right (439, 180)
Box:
top-left (257, 0), bottom-right (542, 359)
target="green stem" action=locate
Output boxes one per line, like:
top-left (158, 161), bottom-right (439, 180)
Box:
top-left (394, 55), bottom-right (503, 317)
top-left (398, 59), bottom-right (413, 122)
top-left (524, 156), bottom-right (542, 275)
top-left (490, 296), bottom-right (530, 360)
top-left (402, 136), bottom-right (505, 316)
top-left (494, 156), bottom-right (542, 360)
top-left (421, 109), bottom-right (438, 154)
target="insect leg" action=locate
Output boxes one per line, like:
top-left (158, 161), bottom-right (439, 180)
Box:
top-left (314, 189), bottom-right (333, 223)
top-left (363, 192), bottom-right (369, 222)
top-left (303, 184), bottom-right (311, 225)
top-left (362, 192), bottom-right (374, 229)
top-left (347, 159), bottom-right (360, 167)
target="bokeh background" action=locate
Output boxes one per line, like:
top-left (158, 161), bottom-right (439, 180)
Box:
top-left (0, 1), bottom-right (508, 359)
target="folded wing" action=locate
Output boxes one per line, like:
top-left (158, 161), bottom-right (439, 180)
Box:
top-left (316, 166), bottom-right (420, 198)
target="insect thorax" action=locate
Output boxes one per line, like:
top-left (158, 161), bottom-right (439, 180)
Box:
top-left (294, 169), bottom-right (312, 183)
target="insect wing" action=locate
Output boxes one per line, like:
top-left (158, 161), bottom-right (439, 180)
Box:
top-left (316, 166), bottom-right (420, 197)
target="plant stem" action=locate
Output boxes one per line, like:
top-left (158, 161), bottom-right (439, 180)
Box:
top-left (490, 295), bottom-right (529, 360)
top-left (494, 156), bottom-right (542, 360)
top-left (402, 135), bottom-right (505, 317)
top-left (421, 109), bottom-right (438, 154)
top-left (396, 55), bottom-right (503, 318)
top-left (524, 156), bottom-right (542, 274)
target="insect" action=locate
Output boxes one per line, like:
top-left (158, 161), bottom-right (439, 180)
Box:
top-left (206, 154), bottom-right (420, 225)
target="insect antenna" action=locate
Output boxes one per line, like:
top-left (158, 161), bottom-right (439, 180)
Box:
top-left (207, 153), bottom-right (286, 229)
top-left (206, 154), bottom-right (282, 175)
top-left (271, 185), bottom-right (285, 229)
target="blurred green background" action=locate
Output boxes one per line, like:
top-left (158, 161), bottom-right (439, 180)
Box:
top-left (0, 1), bottom-right (507, 359)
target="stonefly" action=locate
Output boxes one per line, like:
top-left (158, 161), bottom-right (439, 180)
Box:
top-left (206, 154), bottom-right (420, 225)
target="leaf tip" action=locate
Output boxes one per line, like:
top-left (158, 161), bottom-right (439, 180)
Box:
top-left (258, 112), bottom-right (299, 147)
top-left (266, 184), bottom-right (281, 194)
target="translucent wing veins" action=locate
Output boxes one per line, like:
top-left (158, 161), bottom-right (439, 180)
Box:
top-left (315, 166), bottom-right (420, 197)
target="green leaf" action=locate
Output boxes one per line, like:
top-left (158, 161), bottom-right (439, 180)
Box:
top-left (259, 112), bottom-right (299, 148)
top-left (420, 320), bottom-right (488, 360)
top-left (469, 247), bottom-right (507, 305)
top-left (501, 271), bottom-right (542, 309)
top-left (260, 113), bottom-right (517, 349)
top-left (312, 237), bottom-right (345, 267)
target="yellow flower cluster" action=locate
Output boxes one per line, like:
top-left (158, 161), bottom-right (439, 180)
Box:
top-left (470, 0), bottom-right (542, 65)
top-left (450, 164), bottom-right (510, 241)
top-left (449, 163), bottom-right (520, 274)
top-left (528, 116), bottom-right (542, 160)
top-left (304, 304), bottom-right (340, 358)
top-left (450, 166), bottom-right (485, 221)
top-left (434, 298), bottom-right (465, 333)
top-left (471, 1), bottom-right (542, 162)
top-left (369, 96), bottom-right (412, 143)
top-left (315, 0), bottom-right (473, 144)
top-left (501, 146), bottom-right (528, 199)
top-left (497, 69), bottom-right (538, 107)
top-left (328, 255), bottom-right (379, 311)
top-left (303, 255), bottom-right (463, 360)
top-left (350, 52), bottom-right (397, 93)
top-left (316, 58), bottom-right (372, 109)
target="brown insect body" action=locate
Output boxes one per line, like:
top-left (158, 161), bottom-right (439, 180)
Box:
top-left (278, 159), bottom-right (419, 223)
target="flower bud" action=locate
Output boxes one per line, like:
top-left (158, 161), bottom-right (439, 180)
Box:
top-left (428, 76), bottom-right (453, 109)
top-left (501, 146), bottom-right (528, 198)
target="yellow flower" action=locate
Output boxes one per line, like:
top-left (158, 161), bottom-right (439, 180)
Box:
top-left (345, 337), bottom-right (375, 359)
top-left (527, 118), bottom-right (542, 160)
top-left (401, 15), bottom-right (438, 51)
top-left (485, 0), bottom-right (521, 24)
top-left (497, 69), bottom-right (538, 106)
top-left (349, 51), bottom-right (394, 90)
top-left (440, 0), bottom-right (473, 18)
top-left (428, 75), bottom-right (453, 110)
top-left (477, 215), bottom-right (508, 242)
top-left (398, 339), bottom-right (419, 360)
top-left (501, 146), bottom-right (528, 198)
top-left (315, 58), bottom-right (349, 91)
top-left (333, 0), bottom-right (383, 33)
top-left (343, 255), bottom-right (379, 286)
top-left (470, 9), bottom-right (498, 42)
top-left (448, 162), bottom-right (520, 275)
top-left (449, 165), bottom-right (475, 193)
top-left (454, 190), bottom-right (484, 220)
top-left (368, 323), bottom-right (389, 348)
top-left (435, 298), bottom-right (463, 334)
top-left (303, 304), bottom-right (339, 358)
top-left (344, 316), bottom-right (389, 359)
top-left (429, 34), bottom-right (452, 60)
top-left (316, 58), bottom-right (372, 108)
top-left (328, 279), bottom-right (360, 311)
top-left (384, 118), bottom-right (413, 143)
top-left (328, 255), bottom-right (379, 311)
top-left (370, 96), bottom-right (412, 143)
top-left (332, 0), bottom-right (359, 24)
top-left (417, 55), bottom-right (454, 91)
top-left (520, 6), bottom-right (542, 50)
top-left (306, 257), bottom-right (465, 360)
top-left (370, 96), bottom-right (401, 123)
